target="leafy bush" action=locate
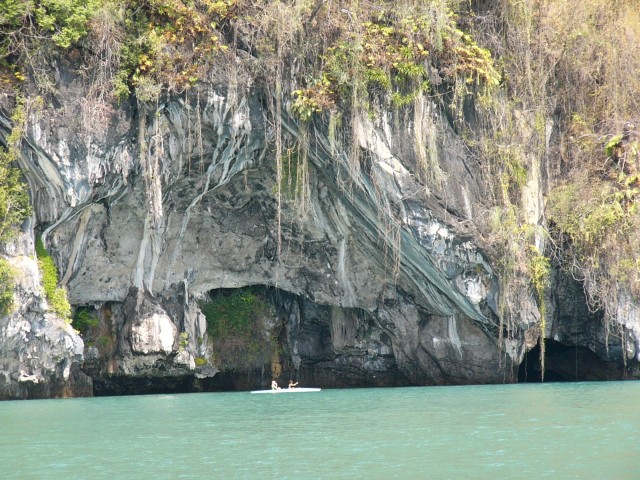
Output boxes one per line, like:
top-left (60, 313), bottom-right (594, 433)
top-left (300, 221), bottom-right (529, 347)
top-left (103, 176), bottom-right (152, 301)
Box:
top-left (34, 0), bottom-right (104, 49)
top-left (72, 307), bottom-right (100, 335)
top-left (1, 0), bottom-right (235, 97)
top-left (123, 0), bottom-right (233, 97)
top-left (199, 288), bottom-right (275, 370)
top-left (0, 101), bottom-right (32, 242)
top-left (547, 179), bottom-right (639, 250)
top-left (35, 235), bottom-right (71, 320)
top-left (3, 0), bottom-right (500, 114)
top-left (1, 0), bottom-right (103, 87)
top-left (0, 100), bottom-right (31, 318)
top-left (547, 171), bottom-right (640, 315)
top-left (200, 288), bottom-right (265, 338)
top-left (289, 5), bottom-right (499, 120)
top-left (0, 151), bottom-right (31, 242)
top-left (0, 258), bottom-right (16, 316)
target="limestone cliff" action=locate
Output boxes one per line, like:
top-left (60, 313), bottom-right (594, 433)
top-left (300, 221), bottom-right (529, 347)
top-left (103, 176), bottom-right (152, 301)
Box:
top-left (1, 0), bottom-right (639, 399)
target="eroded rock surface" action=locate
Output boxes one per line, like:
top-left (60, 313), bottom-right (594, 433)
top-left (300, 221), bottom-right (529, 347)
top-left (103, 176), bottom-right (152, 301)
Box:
top-left (1, 60), bottom-right (637, 397)
top-left (0, 232), bottom-right (91, 399)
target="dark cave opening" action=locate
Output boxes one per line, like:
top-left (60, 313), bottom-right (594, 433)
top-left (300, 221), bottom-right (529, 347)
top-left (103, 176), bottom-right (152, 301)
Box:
top-left (518, 339), bottom-right (623, 382)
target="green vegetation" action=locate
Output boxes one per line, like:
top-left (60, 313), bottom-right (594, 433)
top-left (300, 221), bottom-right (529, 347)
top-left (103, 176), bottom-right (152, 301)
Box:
top-left (1, 0), bottom-right (99, 87)
top-left (97, 335), bottom-right (110, 348)
top-left (487, 201), bottom-right (550, 361)
top-left (72, 307), bottom-right (100, 335)
top-left (34, 0), bottom-right (103, 49)
top-left (200, 288), bottom-right (266, 338)
top-left (2, 0), bottom-right (235, 97)
top-left (0, 100), bottom-right (32, 242)
top-left (178, 332), bottom-right (189, 352)
top-left (528, 247), bottom-right (550, 380)
top-left (35, 235), bottom-right (71, 320)
top-left (276, 144), bottom-right (310, 210)
top-left (0, 146), bottom-right (28, 314)
top-left (455, 0), bottom-right (640, 374)
top-left (290, 4), bottom-right (499, 120)
top-left (547, 173), bottom-right (640, 310)
top-left (2, 0), bottom-right (497, 108)
top-left (604, 135), bottom-right (625, 159)
top-left (199, 288), bottom-right (275, 370)
top-left (0, 100), bottom-right (32, 318)
top-left (114, 0), bottom-right (234, 101)
top-left (0, 258), bottom-right (16, 315)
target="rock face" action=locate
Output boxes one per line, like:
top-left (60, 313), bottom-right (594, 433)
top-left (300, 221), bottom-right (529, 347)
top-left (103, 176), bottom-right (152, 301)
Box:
top-left (0, 231), bottom-right (91, 399)
top-left (0, 59), bottom-right (638, 398)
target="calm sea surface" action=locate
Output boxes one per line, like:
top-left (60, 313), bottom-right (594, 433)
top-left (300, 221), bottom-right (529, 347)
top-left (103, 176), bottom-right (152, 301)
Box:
top-left (1, 382), bottom-right (639, 479)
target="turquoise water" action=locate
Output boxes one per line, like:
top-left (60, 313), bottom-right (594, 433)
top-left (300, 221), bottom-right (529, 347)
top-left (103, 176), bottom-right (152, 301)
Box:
top-left (1, 382), bottom-right (639, 479)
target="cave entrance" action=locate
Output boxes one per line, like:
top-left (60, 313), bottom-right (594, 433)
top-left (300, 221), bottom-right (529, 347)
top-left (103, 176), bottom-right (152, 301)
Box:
top-left (518, 339), bottom-right (620, 382)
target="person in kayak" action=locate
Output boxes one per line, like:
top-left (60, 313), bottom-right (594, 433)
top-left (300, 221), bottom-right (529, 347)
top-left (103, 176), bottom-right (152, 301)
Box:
top-left (271, 380), bottom-right (280, 390)
top-left (288, 380), bottom-right (298, 389)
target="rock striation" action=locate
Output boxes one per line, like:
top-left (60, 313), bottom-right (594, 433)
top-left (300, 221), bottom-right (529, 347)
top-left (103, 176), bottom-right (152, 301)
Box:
top-left (0, 58), bottom-right (638, 398)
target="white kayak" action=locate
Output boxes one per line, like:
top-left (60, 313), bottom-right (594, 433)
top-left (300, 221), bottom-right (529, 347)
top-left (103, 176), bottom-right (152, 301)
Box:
top-left (250, 388), bottom-right (321, 394)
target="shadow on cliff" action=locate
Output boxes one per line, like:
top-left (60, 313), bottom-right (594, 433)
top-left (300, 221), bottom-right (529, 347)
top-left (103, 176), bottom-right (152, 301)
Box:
top-left (518, 339), bottom-right (626, 382)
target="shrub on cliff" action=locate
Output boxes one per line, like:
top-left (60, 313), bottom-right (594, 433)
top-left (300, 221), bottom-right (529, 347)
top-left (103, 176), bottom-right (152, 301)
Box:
top-left (1, 0), bottom-right (235, 97)
top-left (0, 100), bottom-right (32, 317)
top-left (72, 307), bottom-right (100, 336)
top-left (0, 99), bottom-right (31, 242)
top-left (199, 288), bottom-right (275, 371)
top-left (0, 258), bottom-right (16, 315)
top-left (0, 150), bottom-right (31, 242)
top-left (35, 236), bottom-right (71, 320)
